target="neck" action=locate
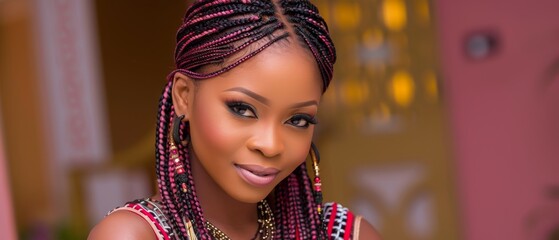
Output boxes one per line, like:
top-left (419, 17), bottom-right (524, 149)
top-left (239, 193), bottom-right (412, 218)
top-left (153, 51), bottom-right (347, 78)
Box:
top-left (190, 150), bottom-right (260, 239)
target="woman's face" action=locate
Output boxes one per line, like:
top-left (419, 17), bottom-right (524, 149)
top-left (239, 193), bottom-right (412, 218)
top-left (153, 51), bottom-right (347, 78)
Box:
top-left (174, 45), bottom-right (323, 203)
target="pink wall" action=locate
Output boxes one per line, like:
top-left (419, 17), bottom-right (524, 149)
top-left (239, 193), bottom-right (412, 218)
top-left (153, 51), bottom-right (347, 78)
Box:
top-left (0, 118), bottom-right (17, 239)
top-left (435, 0), bottom-right (559, 239)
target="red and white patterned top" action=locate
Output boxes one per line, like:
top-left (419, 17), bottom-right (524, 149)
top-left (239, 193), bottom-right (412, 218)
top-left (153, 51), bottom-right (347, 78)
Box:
top-left (109, 199), bottom-right (357, 240)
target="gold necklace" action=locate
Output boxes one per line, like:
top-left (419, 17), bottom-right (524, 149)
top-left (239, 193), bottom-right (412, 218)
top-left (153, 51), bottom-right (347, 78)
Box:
top-left (206, 200), bottom-right (275, 240)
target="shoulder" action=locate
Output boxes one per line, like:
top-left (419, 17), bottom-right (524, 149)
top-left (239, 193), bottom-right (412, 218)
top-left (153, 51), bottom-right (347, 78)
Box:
top-left (353, 216), bottom-right (382, 240)
top-left (88, 198), bottom-right (172, 240)
top-left (323, 202), bottom-right (382, 240)
top-left (88, 210), bottom-right (157, 240)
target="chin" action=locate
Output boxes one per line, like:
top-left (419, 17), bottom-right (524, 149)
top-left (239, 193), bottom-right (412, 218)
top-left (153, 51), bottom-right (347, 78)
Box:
top-left (227, 187), bottom-right (274, 203)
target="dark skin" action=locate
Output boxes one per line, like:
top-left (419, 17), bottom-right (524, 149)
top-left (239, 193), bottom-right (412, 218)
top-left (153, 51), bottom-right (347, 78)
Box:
top-left (88, 45), bottom-right (382, 240)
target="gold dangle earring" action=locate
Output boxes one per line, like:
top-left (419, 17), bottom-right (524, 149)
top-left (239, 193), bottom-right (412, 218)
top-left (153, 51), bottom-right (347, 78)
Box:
top-left (170, 114), bottom-right (188, 193)
top-left (310, 142), bottom-right (323, 214)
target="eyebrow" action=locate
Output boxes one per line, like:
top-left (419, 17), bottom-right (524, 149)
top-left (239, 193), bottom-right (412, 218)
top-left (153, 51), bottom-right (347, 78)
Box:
top-left (289, 100), bottom-right (318, 109)
top-left (224, 87), bottom-right (318, 108)
top-left (225, 87), bottom-right (270, 105)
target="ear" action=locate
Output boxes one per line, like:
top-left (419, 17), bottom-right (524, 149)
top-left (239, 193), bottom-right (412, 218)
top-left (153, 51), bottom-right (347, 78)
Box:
top-left (171, 72), bottom-right (196, 121)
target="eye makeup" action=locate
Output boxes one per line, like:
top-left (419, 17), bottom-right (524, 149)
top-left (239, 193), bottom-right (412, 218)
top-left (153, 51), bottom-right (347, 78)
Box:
top-left (224, 99), bottom-right (318, 129)
top-left (225, 100), bottom-right (257, 118)
top-left (287, 113), bottom-right (318, 129)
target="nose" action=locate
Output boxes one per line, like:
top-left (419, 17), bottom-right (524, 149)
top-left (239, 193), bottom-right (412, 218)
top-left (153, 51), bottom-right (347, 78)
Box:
top-left (247, 123), bottom-right (284, 158)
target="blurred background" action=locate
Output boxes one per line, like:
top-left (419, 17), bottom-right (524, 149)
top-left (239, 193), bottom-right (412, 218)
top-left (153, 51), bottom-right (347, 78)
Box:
top-left (1, 0), bottom-right (558, 239)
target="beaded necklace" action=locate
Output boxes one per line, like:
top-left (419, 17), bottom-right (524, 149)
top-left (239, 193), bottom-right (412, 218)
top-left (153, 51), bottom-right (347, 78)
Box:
top-left (205, 200), bottom-right (275, 240)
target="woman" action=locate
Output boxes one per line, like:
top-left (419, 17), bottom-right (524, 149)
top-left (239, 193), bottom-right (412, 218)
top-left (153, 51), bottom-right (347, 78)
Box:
top-left (89, 0), bottom-right (381, 239)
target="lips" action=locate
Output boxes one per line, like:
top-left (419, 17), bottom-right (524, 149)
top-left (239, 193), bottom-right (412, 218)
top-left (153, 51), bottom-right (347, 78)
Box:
top-left (235, 164), bottom-right (279, 187)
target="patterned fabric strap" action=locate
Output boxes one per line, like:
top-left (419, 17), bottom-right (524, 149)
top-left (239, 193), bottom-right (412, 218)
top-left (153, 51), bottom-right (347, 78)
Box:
top-left (323, 202), bottom-right (356, 240)
top-left (108, 198), bottom-right (177, 240)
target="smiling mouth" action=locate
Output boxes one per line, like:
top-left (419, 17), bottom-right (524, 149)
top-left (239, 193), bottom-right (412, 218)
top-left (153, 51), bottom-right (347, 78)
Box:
top-left (235, 164), bottom-right (279, 186)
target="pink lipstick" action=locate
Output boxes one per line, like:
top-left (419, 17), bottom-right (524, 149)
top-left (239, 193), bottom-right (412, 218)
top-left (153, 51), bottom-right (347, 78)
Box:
top-left (235, 164), bottom-right (279, 187)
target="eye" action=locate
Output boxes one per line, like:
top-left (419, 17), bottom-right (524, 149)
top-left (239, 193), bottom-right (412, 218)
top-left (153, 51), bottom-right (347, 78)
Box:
top-left (286, 114), bottom-right (318, 128)
top-left (226, 101), bottom-right (257, 118)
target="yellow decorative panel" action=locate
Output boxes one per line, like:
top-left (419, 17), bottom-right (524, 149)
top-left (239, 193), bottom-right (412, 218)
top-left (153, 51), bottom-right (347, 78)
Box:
top-left (388, 70), bottom-right (415, 108)
top-left (314, 0), bottom-right (458, 239)
top-left (381, 0), bottom-right (407, 31)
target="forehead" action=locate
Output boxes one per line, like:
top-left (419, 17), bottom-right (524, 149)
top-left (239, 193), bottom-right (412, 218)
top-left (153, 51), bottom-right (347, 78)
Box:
top-left (196, 45), bottom-right (323, 103)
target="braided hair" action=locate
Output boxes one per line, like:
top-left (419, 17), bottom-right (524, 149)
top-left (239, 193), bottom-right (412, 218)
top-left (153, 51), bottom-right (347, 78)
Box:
top-left (155, 0), bottom-right (336, 239)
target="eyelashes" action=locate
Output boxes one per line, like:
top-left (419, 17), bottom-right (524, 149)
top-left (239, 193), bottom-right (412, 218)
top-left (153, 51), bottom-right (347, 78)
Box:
top-left (287, 114), bottom-right (318, 128)
top-left (225, 100), bottom-right (317, 129)
top-left (226, 101), bottom-right (257, 118)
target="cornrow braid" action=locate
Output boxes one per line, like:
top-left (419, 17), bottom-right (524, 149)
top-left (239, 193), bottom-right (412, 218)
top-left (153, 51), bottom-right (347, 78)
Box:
top-left (155, 0), bottom-right (336, 239)
top-left (280, 0), bottom-right (336, 92)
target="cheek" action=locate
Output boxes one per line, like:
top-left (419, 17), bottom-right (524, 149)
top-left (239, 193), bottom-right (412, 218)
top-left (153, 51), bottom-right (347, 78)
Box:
top-left (189, 102), bottom-right (240, 158)
top-left (283, 129), bottom-right (315, 170)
